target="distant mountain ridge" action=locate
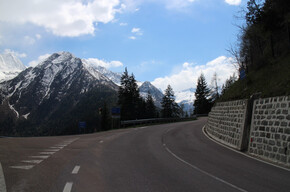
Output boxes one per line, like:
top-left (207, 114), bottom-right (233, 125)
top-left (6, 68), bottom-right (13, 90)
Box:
top-left (139, 81), bottom-right (164, 108)
top-left (0, 52), bottom-right (26, 82)
top-left (0, 52), bottom-right (118, 136)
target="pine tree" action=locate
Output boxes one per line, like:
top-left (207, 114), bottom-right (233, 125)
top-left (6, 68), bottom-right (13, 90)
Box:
top-left (145, 92), bottom-right (157, 118)
top-left (193, 73), bottom-right (212, 115)
top-left (118, 68), bottom-right (142, 120)
top-left (101, 102), bottom-right (111, 131)
top-left (161, 85), bottom-right (180, 118)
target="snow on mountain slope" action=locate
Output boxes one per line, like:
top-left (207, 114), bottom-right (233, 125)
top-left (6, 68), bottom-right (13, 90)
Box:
top-left (175, 88), bottom-right (195, 113)
top-left (0, 51), bottom-right (118, 119)
top-left (0, 52), bottom-right (26, 82)
top-left (82, 59), bottom-right (121, 85)
top-left (139, 81), bottom-right (164, 107)
top-left (175, 88), bottom-right (195, 104)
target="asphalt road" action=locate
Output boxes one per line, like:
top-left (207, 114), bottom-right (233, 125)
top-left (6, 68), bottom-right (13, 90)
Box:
top-left (0, 117), bottom-right (289, 192)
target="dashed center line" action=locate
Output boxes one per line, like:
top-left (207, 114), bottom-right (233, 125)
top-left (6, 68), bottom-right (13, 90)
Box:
top-left (63, 182), bottom-right (73, 192)
top-left (72, 166), bottom-right (80, 174)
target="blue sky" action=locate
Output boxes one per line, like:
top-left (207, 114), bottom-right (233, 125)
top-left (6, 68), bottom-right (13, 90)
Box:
top-left (0, 0), bottom-right (246, 92)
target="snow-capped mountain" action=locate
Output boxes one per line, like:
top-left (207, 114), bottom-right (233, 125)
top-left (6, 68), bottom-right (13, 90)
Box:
top-left (139, 81), bottom-right (164, 108)
top-left (82, 59), bottom-right (122, 85)
top-left (175, 88), bottom-right (195, 113)
top-left (0, 52), bottom-right (118, 136)
top-left (0, 52), bottom-right (26, 82)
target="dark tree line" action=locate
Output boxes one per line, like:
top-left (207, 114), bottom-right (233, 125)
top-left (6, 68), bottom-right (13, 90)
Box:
top-left (118, 68), bottom-right (158, 120)
top-left (118, 69), bottom-right (185, 120)
top-left (237, 0), bottom-right (290, 72)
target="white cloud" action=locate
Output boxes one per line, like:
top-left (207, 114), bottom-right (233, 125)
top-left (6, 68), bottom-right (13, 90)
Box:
top-left (0, 0), bottom-right (121, 37)
top-left (24, 36), bottom-right (35, 45)
top-left (3, 49), bottom-right (27, 58)
top-left (36, 34), bottom-right (42, 39)
top-left (84, 58), bottom-right (123, 69)
top-left (151, 56), bottom-right (237, 92)
top-left (120, 22), bottom-right (128, 26)
top-left (224, 0), bottom-right (242, 6)
top-left (28, 53), bottom-right (51, 67)
top-left (132, 28), bottom-right (140, 33)
top-left (130, 27), bottom-right (143, 38)
top-left (121, 0), bottom-right (197, 11)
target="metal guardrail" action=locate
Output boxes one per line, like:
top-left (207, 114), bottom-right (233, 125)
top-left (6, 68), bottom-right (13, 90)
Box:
top-left (120, 116), bottom-right (198, 128)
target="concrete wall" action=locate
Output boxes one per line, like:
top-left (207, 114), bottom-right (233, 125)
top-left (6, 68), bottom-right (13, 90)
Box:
top-left (206, 99), bottom-right (249, 150)
top-left (248, 96), bottom-right (290, 165)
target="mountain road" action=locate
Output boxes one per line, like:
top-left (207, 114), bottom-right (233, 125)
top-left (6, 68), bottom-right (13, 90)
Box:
top-left (0, 117), bottom-right (289, 192)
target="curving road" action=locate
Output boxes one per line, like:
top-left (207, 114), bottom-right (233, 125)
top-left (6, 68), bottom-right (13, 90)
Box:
top-left (0, 117), bottom-right (289, 192)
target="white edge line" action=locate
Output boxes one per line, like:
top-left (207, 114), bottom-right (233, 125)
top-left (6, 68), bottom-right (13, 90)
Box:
top-left (202, 126), bottom-right (290, 172)
top-left (0, 162), bottom-right (7, 192)
top-left (71, 166), bottom-right (80, 174)
top-left (63, 182), bottom-right (73, 192)
top-left (163, 127), bottom-right (247, 192)
top-left (164, 145), bottom-right (247, 192)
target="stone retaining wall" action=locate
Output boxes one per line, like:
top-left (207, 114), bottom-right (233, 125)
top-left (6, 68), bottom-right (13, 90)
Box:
top-left (248, 96), bottom-right (290, 165)
top-left (206, 99), bottom-right (248, 150)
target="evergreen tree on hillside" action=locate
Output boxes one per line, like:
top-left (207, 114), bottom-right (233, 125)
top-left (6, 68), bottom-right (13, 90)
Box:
top-left (193, 74), bottom-right (212, 114)
top-left (101, 102), bottom-right (111, 131)
top-left (118, 68), bottom-right (142, 120)
top-left (161, 85), bottom-right (180, 118)
top-left (145, 92), bottom-right (157, 118)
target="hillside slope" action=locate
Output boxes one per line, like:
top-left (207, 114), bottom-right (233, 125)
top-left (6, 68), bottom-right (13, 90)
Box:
top-left (220, 53), bottom-right (290, 101)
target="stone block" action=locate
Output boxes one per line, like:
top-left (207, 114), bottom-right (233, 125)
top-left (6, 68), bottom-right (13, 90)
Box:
top-left (269, 140), bottom-right (275, 145)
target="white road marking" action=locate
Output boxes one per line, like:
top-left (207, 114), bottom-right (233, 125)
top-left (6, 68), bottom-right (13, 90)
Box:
top-left (56, 144), bottom-right (67, 147)
top-left (10, 165), bottom-right (34, 170)
top-left (72, 166), bottom-right (80, 174)
top-left (39, 152), bottom-right (55, 155)
top-left (162, 127), bottom-right (248, 192)
top-left (21, 160), bottom-right (43, 164)
top-left (29, 155), bottom-right (49, 159)
top-left (202, 126), bottom-right (290, 172)
top-left (50, 146), bottom-right (64, 149)
top-left (163, 144), bottom-right (248, 192)
top-left (99, 140), bottom-right (103, 143)
top-left (63, 182), bottom-right (73, 192)
top-left (0, 162), bottom-right (7, 192)
top-left (44, 149), bottom-right (60, 152)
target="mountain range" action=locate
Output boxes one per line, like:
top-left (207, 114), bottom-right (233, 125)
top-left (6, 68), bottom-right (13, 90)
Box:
top-left (0, 51), bottom-right (194, 136)
top-left (0, 52), bottom-right (26, 82)
top-left (0, 52), bottom-right (118, 136)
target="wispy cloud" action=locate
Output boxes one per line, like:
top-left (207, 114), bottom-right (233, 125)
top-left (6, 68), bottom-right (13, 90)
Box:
top-left (83, 58), bottom-right (123, 69)
top-left (28, 53), bottom-right (51, 67)
top-left (3, 49), bottom-right (27, 58)
top-left (120, 22), bottom-right (128, 26)
top-left (224, 0), bottom-right (242, 6)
